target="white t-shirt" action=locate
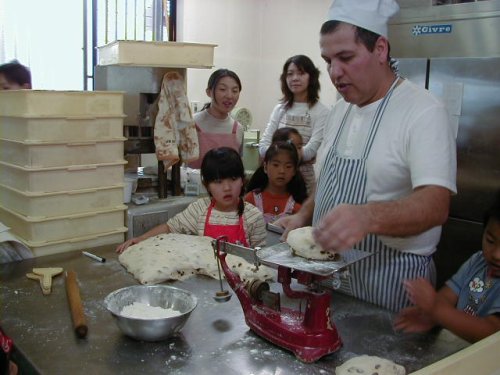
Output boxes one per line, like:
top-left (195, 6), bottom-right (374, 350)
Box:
top-left (259, 101), bottom-right (329, 161)
top-left (315, 79), bottom-right (457, 256)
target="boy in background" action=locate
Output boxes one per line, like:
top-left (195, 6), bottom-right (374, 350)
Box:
top-left (0, 61), bottom-right (31, 90)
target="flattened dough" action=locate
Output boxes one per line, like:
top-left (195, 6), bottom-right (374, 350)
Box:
top-left (119, 233), bottom-right (274, 285)
top-left (287, 226), bottom-right (338, 261)
top-left (336, 355), bottom-right (406, 375)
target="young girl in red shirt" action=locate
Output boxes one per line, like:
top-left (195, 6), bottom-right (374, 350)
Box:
top-left (245, 140), bottom-right (307, 224)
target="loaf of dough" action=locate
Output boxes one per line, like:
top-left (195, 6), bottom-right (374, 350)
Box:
top-left (119, 233), bottom-right (275, 285)
top-left (335, 355), bottom-right (406, 375)
top-left (287, 226), bottom-right (338, 261)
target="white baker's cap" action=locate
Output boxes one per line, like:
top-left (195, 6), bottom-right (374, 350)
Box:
top-left (326, 0), bottom-right (400, 38)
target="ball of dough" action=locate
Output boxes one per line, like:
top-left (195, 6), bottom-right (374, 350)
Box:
top-left (286, 226), bottom-right (338, 261)
top-left (335, 355), bottom-right (406, 375)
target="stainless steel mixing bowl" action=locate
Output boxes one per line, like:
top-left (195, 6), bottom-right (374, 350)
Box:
top-left (104, 285), bottom-right (197, 341)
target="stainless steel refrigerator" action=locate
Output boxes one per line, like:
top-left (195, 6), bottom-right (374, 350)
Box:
top-left (389, 1), bottom-right (500, 286)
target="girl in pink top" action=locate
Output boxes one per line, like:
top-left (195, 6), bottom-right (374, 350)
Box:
top-left (187, 69), bottom-right (244, 169)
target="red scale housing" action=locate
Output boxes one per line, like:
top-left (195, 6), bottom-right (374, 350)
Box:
top-left (216, 247), bottom-right (342, 363)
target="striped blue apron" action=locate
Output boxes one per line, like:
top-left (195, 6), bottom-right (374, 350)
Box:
top-left (314, 78), bottom-right (434, 311)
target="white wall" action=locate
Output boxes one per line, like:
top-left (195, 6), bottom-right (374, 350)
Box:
top-left (177, 0), bottom-right (337, 133)
top-left (0, 0), bottom-right (84, 90)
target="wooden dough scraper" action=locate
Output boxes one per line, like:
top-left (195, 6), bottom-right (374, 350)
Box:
top-left (26, 267), bottom-right (64, 295)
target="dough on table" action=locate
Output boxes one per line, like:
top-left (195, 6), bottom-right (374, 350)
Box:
top-left (119, 233), bottom-right (275, 285)
top-left (335, 355), bottom-right (406, 375)
top-left (286, 226), bottom-right (339, 261)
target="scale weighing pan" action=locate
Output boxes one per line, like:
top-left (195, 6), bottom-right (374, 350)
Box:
top-left (256, 242), bottom-right (373, 277)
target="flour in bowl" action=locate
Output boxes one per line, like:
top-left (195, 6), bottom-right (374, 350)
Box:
top-left (120, 302), bottom-right (181, 319)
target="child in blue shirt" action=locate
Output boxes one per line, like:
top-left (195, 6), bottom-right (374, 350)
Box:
top-left (395, 191), bottom-right (500, 342)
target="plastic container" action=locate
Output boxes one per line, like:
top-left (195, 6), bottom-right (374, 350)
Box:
top-left (0, 90), bottom-right (124, 117)
top-left (0, 138), bottom-right (125, 168)
top-left (0, 183), bottom-right (125, 218)
top-left (242, 142), bottom-right (260, 173)
top-left (0, 160), bottom-right (127, 193)
top-left (123, 177), bottom-right (138, 203)
top-left (0, 116), bottom-right (125, 142)
top-left (20, 229), bottom-right (126, 257)
top-left (98, 40), bottom-right (216, 68)
top-left (181, 167), bottom-right (207, 196)
top-left (0, 205), bottom-right (127, 242)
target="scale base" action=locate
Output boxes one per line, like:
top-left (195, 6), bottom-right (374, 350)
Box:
top-left (244, 305), bottom-right (342, 363)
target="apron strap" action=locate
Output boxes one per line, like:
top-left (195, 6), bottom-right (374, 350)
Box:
top-left (284, 195), bottom-right (296, 214)
top-left (331, 105), bottom-right (353, 150)
top-left (252, 191), bottom-right (264, 211)
top-left (362, 76), bottom-right (400, 158)
top-left (203, 199), bottom-right (216, 234)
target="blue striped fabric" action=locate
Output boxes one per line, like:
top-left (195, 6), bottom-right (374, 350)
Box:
top-left (313, 78), bottom-right (435, 311)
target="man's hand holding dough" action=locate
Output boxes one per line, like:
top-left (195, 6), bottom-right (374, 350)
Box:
top-left (313, 204), bottom-right (371, 252)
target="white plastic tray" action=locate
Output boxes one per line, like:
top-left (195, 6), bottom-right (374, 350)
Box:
top-left (0, 204), bottom-right (127, 242)
top-left (0, 115), bottom-right (125, 142)
top-left (0, 160), bottom-right (127, 193)
top-left (0, 183), bottom-right (125, 218)
top-left (0, 90), bottom-right (124, 117)
top-left (21, 229), bottom-right (126, 257)
top-left (0, 138), bottom-right (126, 168)
top-left (98, 40), bottom-right (216, 68)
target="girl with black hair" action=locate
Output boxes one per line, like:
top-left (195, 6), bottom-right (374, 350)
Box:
top-left (245, 141), bottom-right (307, 225)
top-left (187, 68), bottom-right (245, 169)
top-left (117, 147), bottom-right (266, 253)
top-left (271, 127), bottom-right (304, 156)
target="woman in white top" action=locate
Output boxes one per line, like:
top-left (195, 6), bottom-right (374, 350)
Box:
top-left (259, 55), bottom-right (329, 193)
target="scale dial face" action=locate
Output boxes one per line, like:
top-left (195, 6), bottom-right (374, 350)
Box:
top-left (232, 108), bottom-right (252, 130)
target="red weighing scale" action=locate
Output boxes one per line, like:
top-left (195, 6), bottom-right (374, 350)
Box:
top-left (211, 236), bottom-right (372, 363)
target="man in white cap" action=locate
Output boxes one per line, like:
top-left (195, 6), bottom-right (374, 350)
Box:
top-left (279, 0), bottom-right (457, 311)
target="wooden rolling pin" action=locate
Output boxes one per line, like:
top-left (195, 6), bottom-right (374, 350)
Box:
top-left (65, 270), bottom-right (88, 338)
